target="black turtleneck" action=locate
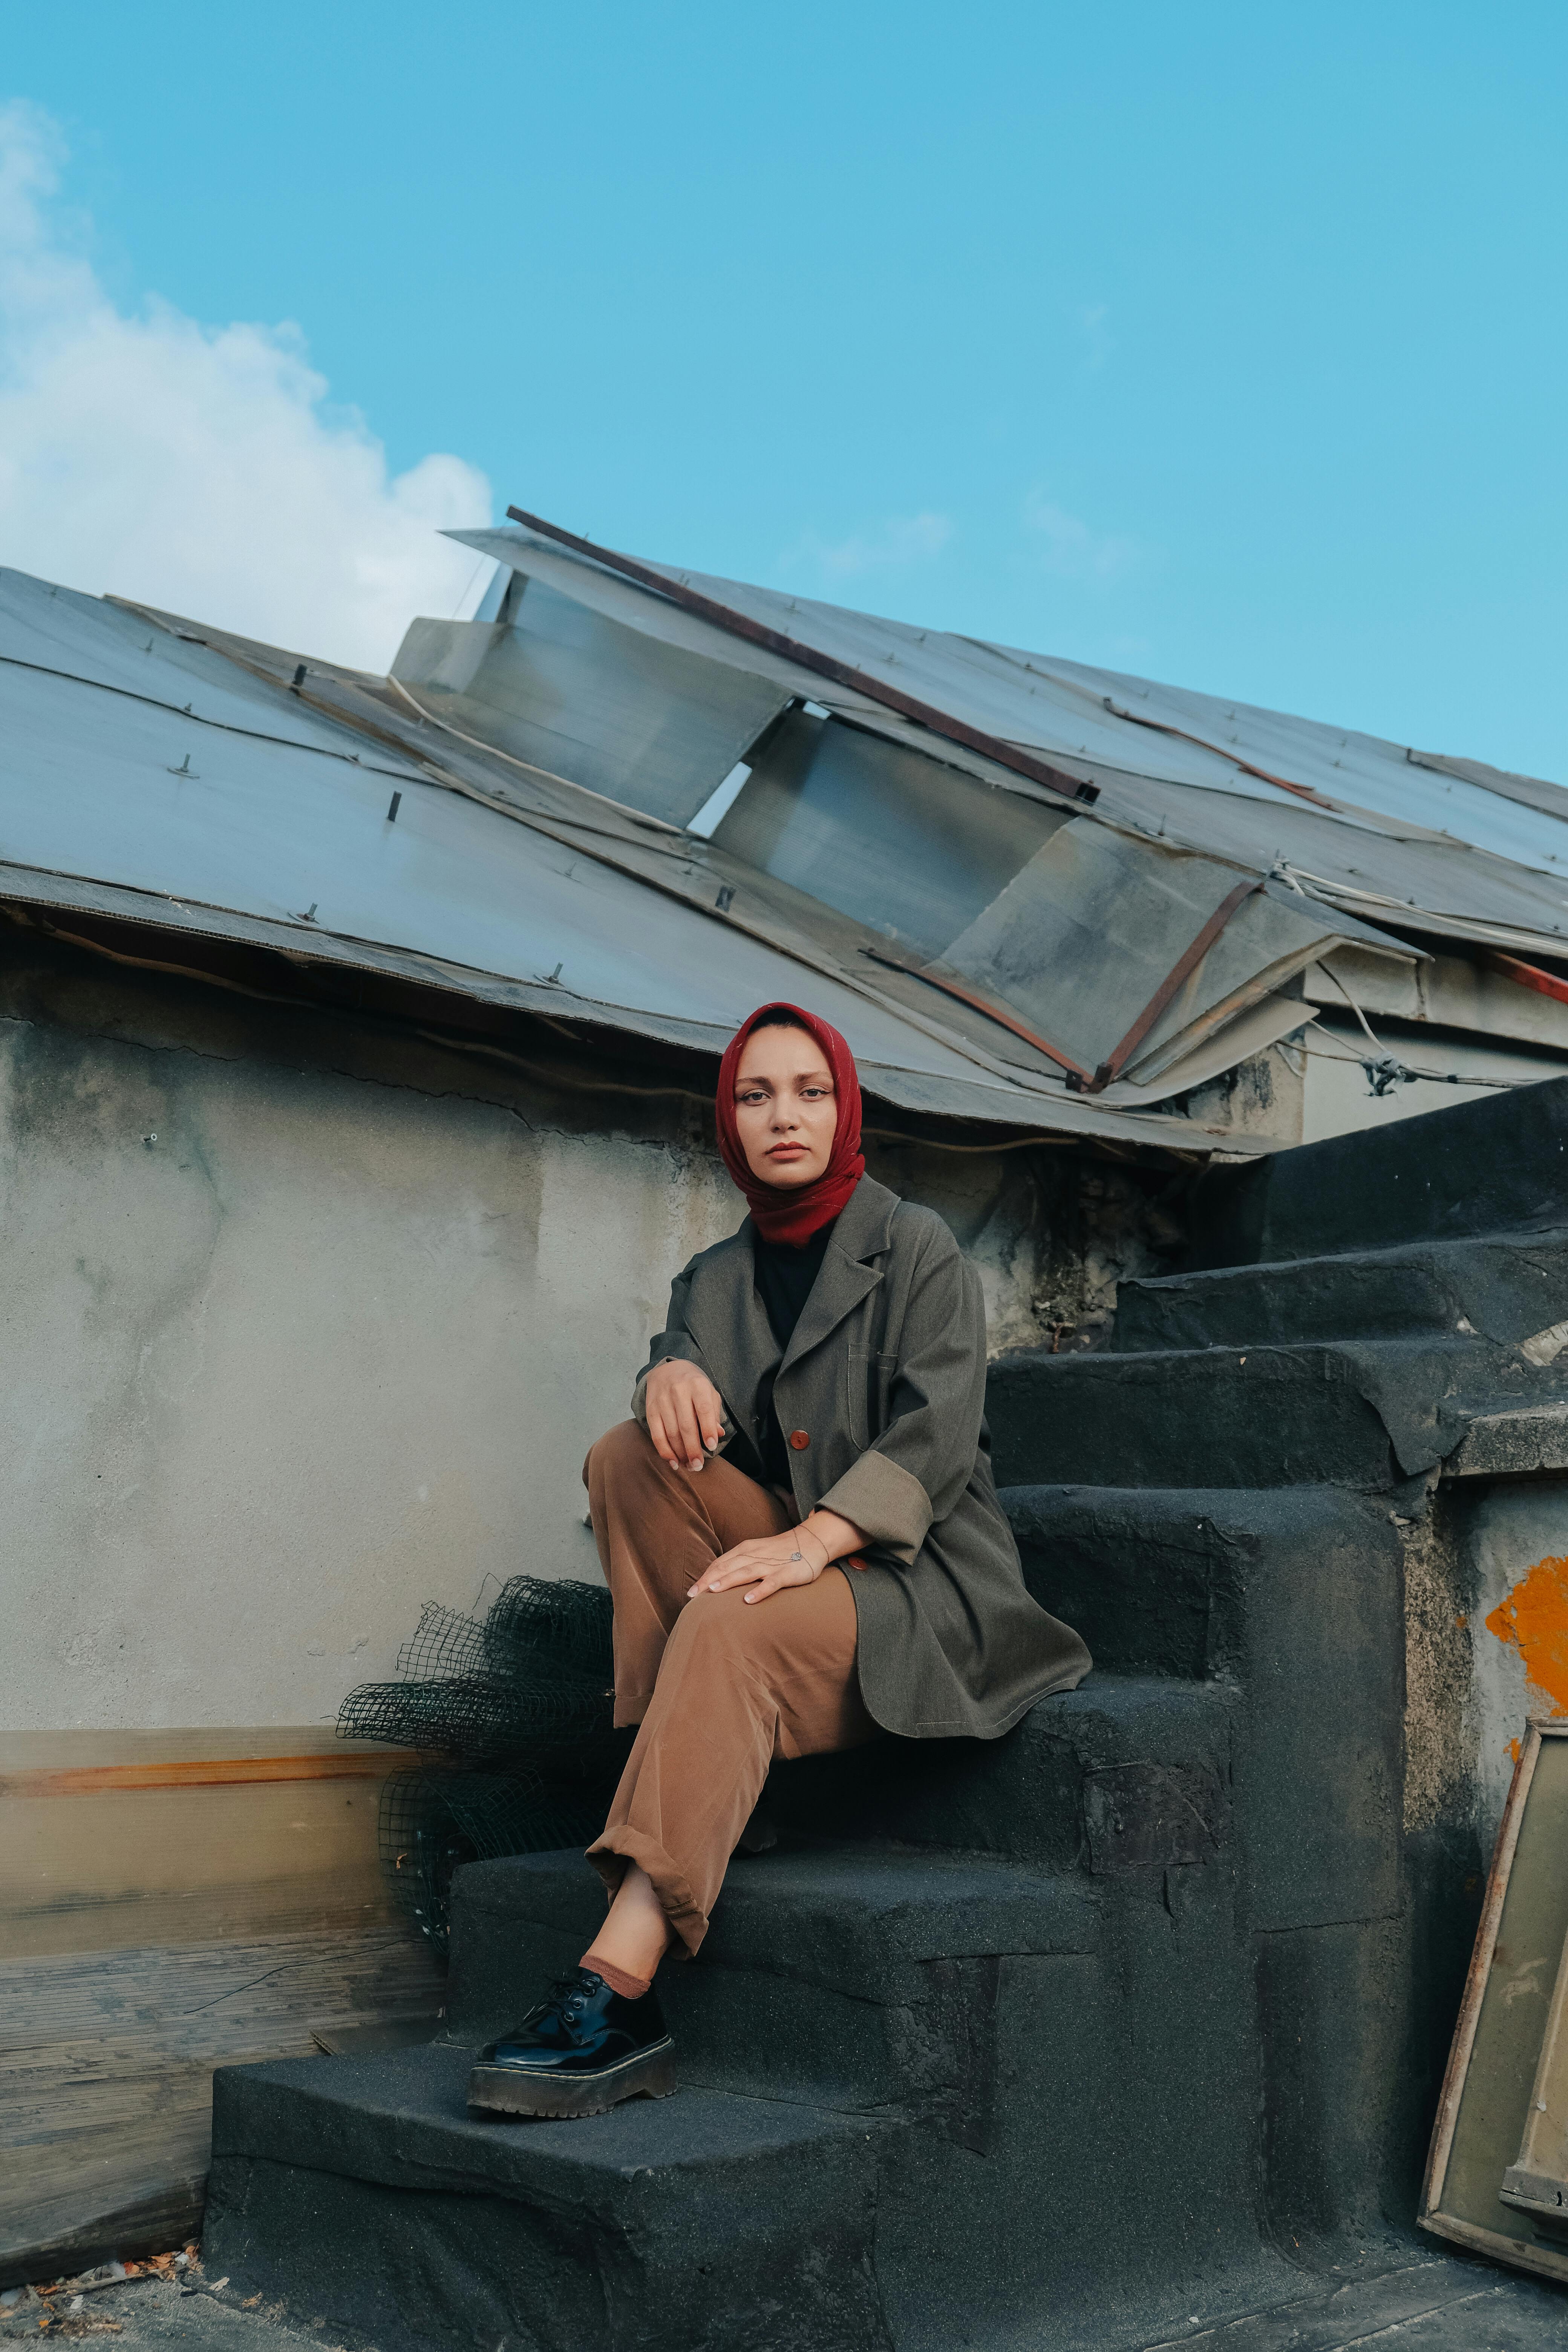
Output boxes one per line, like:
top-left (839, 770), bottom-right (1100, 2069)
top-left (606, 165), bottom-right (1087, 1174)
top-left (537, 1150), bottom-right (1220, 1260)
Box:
top-left (752, 1218), bottom-right (837, 1488)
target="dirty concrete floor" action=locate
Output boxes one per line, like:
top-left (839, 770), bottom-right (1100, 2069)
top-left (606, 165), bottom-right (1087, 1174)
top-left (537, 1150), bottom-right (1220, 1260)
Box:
top-left (0, 2276), bottom-right (322, 2352)
top-left (1132, 2249), bottom-right (1566, 2350)
top-left (2, 2245), bottom-right (1562, 2351)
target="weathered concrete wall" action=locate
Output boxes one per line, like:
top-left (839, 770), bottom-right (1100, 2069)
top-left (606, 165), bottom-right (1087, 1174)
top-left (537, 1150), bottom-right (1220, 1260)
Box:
top-left (0, 1012), bottom-right (735, 1730)
top-left (0, 945), bottom-right (1127, 1733)
top-left (1455, 1477), bottom-right (1568, 1848)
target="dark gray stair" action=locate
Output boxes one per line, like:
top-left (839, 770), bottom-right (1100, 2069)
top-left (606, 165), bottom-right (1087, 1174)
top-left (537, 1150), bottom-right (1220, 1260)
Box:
top-left (447, 1845), bottom-right (1096, 2118)
top-left (1004, 1487), bottom-right (1404, 1935)
top-left (206, 2045), bottom-right (891, 2352)
top-left (987, 1334), bottom-right (1565, 1489)
top-left (762, 1674), bottom-right (1238, 1876)
top-left (1004, 1480), bottom-right (1403, 1680)
top-left (1115, 1228), bottom-right (1568, 1354)
top-left (1187, 1071), bottom-right (1568, 1268)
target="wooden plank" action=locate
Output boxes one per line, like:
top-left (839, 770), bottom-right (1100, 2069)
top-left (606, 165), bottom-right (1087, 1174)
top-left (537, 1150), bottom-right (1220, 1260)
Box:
top-left (0, 1727), bottom-right (443, 2275)
top-left (0, 1928), bottom-right (443, 2274)
top-left (0, 1730), bottom-right (419, 1961)
top-left (2, 1752), bottom-right (423, 1798)
top-left (1421, 1721), bottom-right (1568, 2283)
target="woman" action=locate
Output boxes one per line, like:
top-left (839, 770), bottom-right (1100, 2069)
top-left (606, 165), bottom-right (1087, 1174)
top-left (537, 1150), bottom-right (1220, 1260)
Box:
top-left (467, 1002), bottom-right (1091, 2119)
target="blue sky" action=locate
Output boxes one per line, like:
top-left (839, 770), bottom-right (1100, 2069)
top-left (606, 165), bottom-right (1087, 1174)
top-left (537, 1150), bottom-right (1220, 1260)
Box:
top-left (3, 2), bottom-right (1565, 776)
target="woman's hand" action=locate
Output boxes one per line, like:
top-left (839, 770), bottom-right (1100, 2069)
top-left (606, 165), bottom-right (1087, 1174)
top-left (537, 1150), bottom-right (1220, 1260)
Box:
top-left (690, 1509), bottom-right (866, 1605)
top-left (644, 1358), bottom-right (727, 1472)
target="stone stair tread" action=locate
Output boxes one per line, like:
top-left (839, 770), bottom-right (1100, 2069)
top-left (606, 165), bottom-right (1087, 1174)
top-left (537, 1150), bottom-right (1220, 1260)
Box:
top-left (444, 1845), bottom-right (1104, 2075)
top-left (462, 1843), bottom-right (1097, 1970)
top-left (207, 2049), bottom-right (891, 2352)
top-left (1186, 1073), bottom-right (1568, 1268)
top-left (1116, 1226), bottom-right (1568, 1354)
top-left (212, 2043), bottom-right (876, 2201)
top-left (987, 1332), bottom-right (1568, 1489)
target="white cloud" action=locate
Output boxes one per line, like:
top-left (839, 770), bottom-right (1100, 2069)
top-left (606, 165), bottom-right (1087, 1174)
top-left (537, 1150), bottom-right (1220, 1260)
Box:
top-left (1022, 486), bottom-right (1146, 583)
top-left (785, 510), bottom-right (952, 580)
top-left (0, 102), bottom-right (492, 672)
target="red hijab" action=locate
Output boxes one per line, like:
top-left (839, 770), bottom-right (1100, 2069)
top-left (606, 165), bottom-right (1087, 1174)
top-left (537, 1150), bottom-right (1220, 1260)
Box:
top-left (716, 1003), bottom-right (865, 1247)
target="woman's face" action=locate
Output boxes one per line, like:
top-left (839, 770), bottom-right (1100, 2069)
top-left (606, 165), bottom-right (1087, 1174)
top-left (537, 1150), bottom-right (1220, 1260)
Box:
top-left (732, 1024), bottom-right (838, 1190)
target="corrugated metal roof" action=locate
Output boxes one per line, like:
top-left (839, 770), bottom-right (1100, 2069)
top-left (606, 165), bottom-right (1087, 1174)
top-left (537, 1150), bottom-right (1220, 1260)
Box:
top-left (452, 524), bottom-right (1568, 939)
top-left (0, 567), bottom-right (1287, 1157)
top-left (12, 508), bottom-right (1562, 1163)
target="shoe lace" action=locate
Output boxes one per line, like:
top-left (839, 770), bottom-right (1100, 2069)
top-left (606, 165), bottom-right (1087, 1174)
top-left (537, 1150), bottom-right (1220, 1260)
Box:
top-left (542, 1969), bottom-right (596, 2027)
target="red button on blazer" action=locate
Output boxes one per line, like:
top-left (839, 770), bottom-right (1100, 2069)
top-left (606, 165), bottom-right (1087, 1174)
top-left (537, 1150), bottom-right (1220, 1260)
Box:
top-left (788, 1429), bottom-right (810, 1450)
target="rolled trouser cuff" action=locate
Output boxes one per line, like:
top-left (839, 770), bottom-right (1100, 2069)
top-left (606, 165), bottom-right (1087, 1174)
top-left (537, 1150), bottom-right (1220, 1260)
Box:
top-left (586, 1825), bottom-right (709, 1956)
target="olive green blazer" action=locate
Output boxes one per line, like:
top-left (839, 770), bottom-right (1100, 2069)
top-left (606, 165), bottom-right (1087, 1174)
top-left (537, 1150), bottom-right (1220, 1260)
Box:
top-left (632, 1173), bottom-right (1091, 1741)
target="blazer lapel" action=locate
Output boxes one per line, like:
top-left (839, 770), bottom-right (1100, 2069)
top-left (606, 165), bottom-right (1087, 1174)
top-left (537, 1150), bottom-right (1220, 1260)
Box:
top-left (778, 1176), bottom-right (897, 1378)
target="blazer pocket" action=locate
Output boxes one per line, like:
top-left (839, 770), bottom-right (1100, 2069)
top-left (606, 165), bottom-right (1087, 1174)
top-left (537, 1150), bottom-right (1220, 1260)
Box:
top-left (846, 1348), bottom-right (900, 1449)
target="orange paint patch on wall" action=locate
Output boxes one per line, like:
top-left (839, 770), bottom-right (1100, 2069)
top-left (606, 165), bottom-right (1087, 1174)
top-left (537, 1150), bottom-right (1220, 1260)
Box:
top-left (1486, 1553), bottom-right (1568, 1717)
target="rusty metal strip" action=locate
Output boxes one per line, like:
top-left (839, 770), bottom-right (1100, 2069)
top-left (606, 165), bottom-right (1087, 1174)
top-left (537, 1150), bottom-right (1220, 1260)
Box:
top-left (864, 882), bottom-right (1262, 1093)
top-left (1102, 700), bottom-right (1337, 809)
top-left (1485, 949), bottom-right (1568, 1008)
top-left (505, 505), bottom-right (1100, 811)
top-left (1078, 880), bottom-right (1263, 1091)
top-left (859, 945), bottom-right (1094, 1084)
top-left (2, 1751), bottom-right (424, 1798)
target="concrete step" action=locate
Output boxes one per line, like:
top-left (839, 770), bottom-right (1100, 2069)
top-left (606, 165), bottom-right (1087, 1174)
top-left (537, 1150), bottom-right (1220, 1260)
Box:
top-left (986, 1334), bottom-right (1566, 1488)
top-left (204, 2045), bottom-right (891, 2352)
top-left (762, 1673), bottom-right (1238, 1878)
top-left (1186, 1071), bottom-right (1568, 1269)
top-left (445, 1844), bottom-right (1097, 2124)
top-left (1000, 1488), bottom-right (1405, 1937)
top-left (1002, 1479), bottom-right (1400, 1682)
top-left (1115, 1228), bottom-right (1568, 1354)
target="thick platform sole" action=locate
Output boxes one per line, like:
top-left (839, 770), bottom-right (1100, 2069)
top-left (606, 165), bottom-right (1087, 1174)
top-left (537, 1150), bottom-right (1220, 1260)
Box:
top-left (467, 2035), bottom-right (678, 2119)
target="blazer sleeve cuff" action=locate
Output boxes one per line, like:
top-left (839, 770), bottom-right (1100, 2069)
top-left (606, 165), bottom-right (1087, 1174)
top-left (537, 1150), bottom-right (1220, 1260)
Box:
top-left (816, 1450), bottom-right (933, 1567)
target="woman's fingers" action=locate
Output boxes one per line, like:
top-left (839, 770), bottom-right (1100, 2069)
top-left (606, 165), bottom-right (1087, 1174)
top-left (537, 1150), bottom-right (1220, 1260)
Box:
top-left (646, 1363), bottom-right (725, 1470)
top-left (688, 1539), bottom-right (821, 1599)
top-left (671, 1388), bottom-right (705, 1470)
top-left (696, 1378), bottom-right (726, 1454)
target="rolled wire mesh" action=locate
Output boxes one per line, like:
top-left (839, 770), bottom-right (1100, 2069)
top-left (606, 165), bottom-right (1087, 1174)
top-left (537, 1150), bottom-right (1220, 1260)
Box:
top-left (338, 1582), bottom-right (616, 1759)
top-left (483, 1575), bottom-right (613, 1678)
top-left (343, 1576), bottom-right (623, 1948)
top-left (378, 1767), bottom-right (608, 1955)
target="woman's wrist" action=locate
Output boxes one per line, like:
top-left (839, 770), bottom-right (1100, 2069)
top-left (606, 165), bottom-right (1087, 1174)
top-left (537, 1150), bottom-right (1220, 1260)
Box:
top-left (798, 1509), bottom-right (865, 1568)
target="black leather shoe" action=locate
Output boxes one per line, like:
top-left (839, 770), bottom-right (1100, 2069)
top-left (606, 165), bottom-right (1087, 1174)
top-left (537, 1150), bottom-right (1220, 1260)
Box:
top-left (467, 1969), bottom-right (676, 2119)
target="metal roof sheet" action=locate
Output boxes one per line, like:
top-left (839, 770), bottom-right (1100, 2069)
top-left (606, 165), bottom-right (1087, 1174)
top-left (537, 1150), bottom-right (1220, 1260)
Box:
top-left (453, 524), bottom-right (1568, 904)
top-left (0, 568), bottom-right (1273, 1157)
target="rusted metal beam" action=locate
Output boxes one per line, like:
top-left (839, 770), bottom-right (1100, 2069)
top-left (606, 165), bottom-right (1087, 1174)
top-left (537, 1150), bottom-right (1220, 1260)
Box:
top-left (1078, 879), bottom-right (1263, 1091)
top-left (866, 880), bottom-right (1262, 1097)
top-left (1100, 698), bottom-right (1338, 809)
top-left (860, 945), bottom-right (1094, 1084)
top-left (1485, 948), bottom-right (1568, 1007)
top-left (504, 505), bottom-right (1100, 812)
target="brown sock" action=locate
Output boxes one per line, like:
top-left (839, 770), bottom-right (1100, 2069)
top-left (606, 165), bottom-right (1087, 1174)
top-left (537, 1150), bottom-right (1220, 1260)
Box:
top-left (581, 1949), bottom-right (652, 2002)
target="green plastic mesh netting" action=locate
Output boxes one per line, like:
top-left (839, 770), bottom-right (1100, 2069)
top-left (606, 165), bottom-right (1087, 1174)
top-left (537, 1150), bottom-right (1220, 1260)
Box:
top-left (338, 1575), bottom-right (626, 1952)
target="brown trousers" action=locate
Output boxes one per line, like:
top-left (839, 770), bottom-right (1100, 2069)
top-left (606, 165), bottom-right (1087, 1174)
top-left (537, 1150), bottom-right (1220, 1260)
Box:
top-left (582, 1419), bottom-right (875, 1954)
